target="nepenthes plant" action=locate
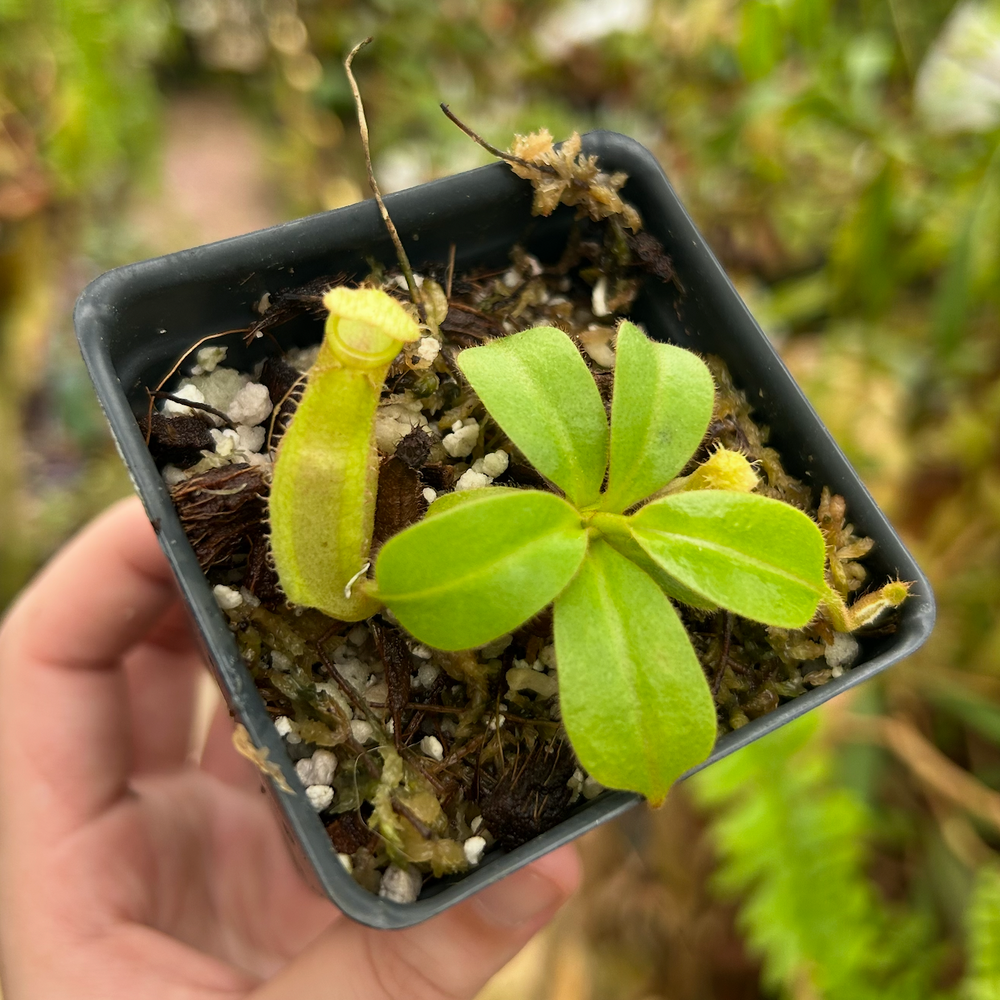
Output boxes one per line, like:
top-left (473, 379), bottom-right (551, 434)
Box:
top-left (268, 290), bottom-right (909, 803)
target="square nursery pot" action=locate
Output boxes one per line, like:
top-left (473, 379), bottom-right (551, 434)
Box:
top-left (75, 131), bottom-right (935, 929)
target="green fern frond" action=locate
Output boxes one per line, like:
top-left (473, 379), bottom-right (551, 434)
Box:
top-left (692, 714), bottom-right (947, 1000)
top-left (963, 864), bottom-right (1000, 1000)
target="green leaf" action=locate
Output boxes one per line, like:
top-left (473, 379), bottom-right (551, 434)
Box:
top-left (630, 491), bottom-right (826, 628)
top-left (424, 486), bottom-right (523, 517)
top-left (553, 539), bottom-right (717, 805)
top-left (375, 489), bottom-right (588, 650)
top-left (600, 321), bottom-right (715, 512)
top-left (457, 326), bottom-right (609, 506)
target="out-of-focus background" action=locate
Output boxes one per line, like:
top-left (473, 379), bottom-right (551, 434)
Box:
top-left (2, 0), bottom-right (1000, 995)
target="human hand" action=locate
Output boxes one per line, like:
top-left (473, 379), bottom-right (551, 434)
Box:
top-left (0, 497), bottom-right (580, 999)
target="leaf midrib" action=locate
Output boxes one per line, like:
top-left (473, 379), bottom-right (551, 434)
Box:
top-left (381, 524), bottom-right (585, 604)
top-left (591, 555), bottom-right (662, 794)
top-left (636, 528), bottom-right (824, 594)
top-left (509, 349), bottom-right (600, 502)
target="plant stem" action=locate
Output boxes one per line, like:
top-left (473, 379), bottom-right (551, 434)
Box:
top-left (440, 103), bottom-right (559, 176)
top-left (344, 38), bottom-right (419, 306)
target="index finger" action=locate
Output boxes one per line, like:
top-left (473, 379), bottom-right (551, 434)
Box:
top-left (0, 497), bottom-right (178, 841)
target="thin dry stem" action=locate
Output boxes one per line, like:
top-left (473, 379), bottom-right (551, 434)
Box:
top-left (345, 38), bottom-right (419, 306)
top-left (148, 390), bottom-right (235, 428)
top-left (144, 328), bottom-right (248, 444)
top-left (445, 242), bottom-right (456, 300)
top-left (440, 103), bottom-right (558, 176)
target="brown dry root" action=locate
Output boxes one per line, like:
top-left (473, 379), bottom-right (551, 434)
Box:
top-left (481, 739), bottom-right (578, 850)
top-left (170, 464), bottom-right (269, 569)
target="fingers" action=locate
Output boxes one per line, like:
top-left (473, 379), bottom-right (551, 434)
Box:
top-left (250, 845), bottom-right (581, 1000)
top-left (199, 701), bottom-right (262, 793)
top-left (0, 497), bottom-right (177, 840)
top-left (124, 600), bottom-right (206, 775)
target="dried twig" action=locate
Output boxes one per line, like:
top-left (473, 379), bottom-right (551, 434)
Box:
top-left (143, 328), bottom-right (248, 444)
top-left (712, 611), bottom-right (733, 695)
top-left (445, 241), bottom-right (456, 300)
top-left (391, 796), bottom-right (434, 839)
top-left (148, 390), bottom-right (235, 428)
top-left (344, 38), bottom-right (419, 306)
top-left (440, 103), bottom-right (558, 176)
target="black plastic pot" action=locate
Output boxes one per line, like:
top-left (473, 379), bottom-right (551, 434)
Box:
top-left (75, 131), bottom-right (934, 930)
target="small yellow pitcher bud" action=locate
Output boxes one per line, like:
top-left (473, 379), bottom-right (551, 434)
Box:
top-left (821, 579), bottom-right (912, 633)
top-left (670, 447), bottom-right (760, 494)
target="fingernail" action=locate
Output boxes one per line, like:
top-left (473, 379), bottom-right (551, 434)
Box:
top-left (473, 870), bottom-right (564, 927)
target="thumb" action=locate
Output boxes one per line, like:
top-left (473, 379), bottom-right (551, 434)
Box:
top-left (250, 845), bottom-right (580, 1000)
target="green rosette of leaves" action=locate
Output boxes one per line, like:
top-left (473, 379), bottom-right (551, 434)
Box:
top-left (375, 322), bottom-right (828, 804)
top-left (269, 287), bottom-right (421, 621)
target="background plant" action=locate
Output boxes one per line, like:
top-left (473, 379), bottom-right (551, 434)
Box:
top-left (4, 0), bottom-right (1000, 995)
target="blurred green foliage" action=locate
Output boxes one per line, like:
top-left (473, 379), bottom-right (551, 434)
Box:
top-left (692, 715), bottom-right (946, 999)
top-left (3, 0), bottom-right (1000, 995)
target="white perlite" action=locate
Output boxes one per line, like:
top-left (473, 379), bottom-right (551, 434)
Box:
top-left (274, 715), bottom-right (301, 744)
top-left (162, 382), bottom-right (206, 416)
top-left (210, 425), bottom-right (265, 460)
top-left (379, 864), bottom-right (422, 903)
top-left (414, 336), bottom-right (441, 362)
top-left (825, 632), bottom-right (859, 669)
top-left (161, 464), bottom-right (187, 486)
top-left (422, 487), bottom-right (437, 503)
top-left (350, 720), bottom-right (374, 744)
top-left (295, 750), bottom-right (338, 787)
top-left (305, 785), bottom-right (334, 812)
top-left (348, 624), bottom-right (369, 646)
top-left (238, 424), bottom-right (267, 453)
top-left (375, 394), bottom-right (431, 454)
top-left (420, 735), bottom-right (444, 761)
top-left (270, 650), bottom-right (293, 672)
top-left (442, 419), bottom-right (479, 458)
top-left (454, 469), bottom-right (491, 490)
top-left (472, 450), bottom-right (509, 479)
top-left (191, 367), bottom-right (249, 413)
top-left (463, 836), bottom-right (487, 866)
top-left (227, 382), bottom-right (272, 427)
top-left (213, 585), bottom-right (243, 610)
top-left (416, 662), bottom-right (440, 689)
top-left (192, 345), bottom-right (228, 374)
